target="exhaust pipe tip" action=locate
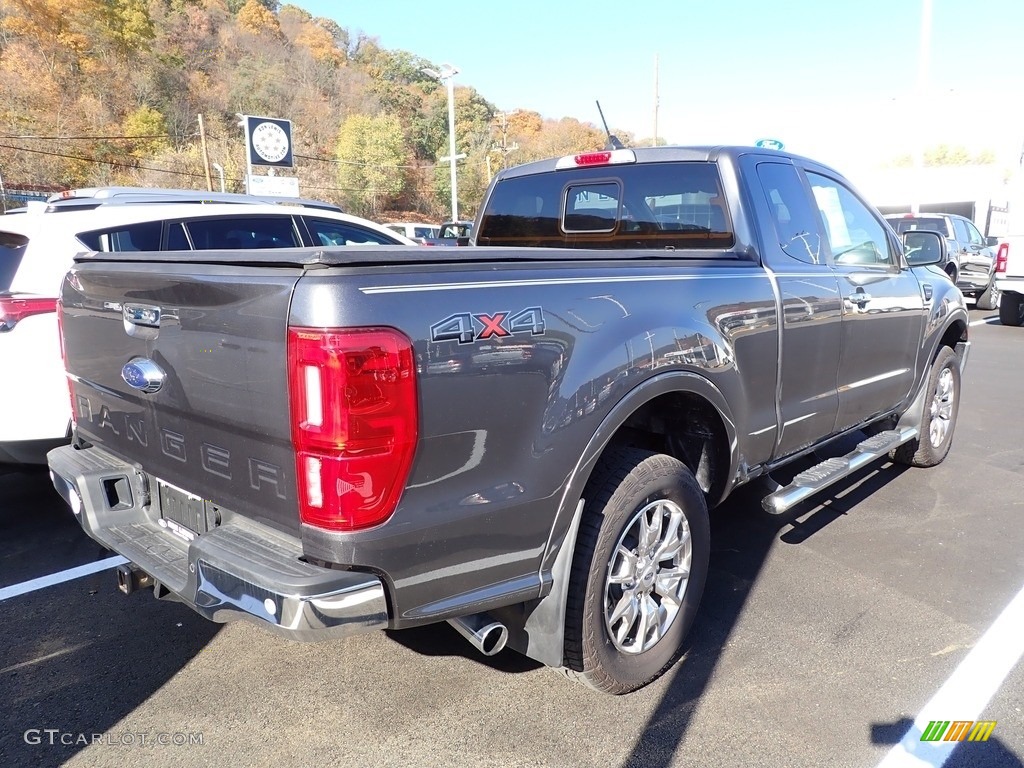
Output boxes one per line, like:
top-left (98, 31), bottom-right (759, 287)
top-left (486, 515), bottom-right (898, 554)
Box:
top-left (116, 564), bottom-right (153, 595)
top-left (447, 613), bottom-right (508, 657)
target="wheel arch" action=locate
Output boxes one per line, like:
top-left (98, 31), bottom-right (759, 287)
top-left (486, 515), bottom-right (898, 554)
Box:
top-left (493, 370), bottom-right (738, 669)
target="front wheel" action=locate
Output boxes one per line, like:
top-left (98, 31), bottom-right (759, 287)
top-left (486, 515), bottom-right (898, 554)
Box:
top-left (891, 346), bottom-right (961, 467)
top-left (563, 447), bottom-right (710, 694)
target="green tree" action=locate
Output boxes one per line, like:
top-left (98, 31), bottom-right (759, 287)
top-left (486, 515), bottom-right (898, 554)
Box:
top-left (122, 105), bottom-right (171, 158)
top-left (102, 0), bottom-right (155, 58)
top-left (336, 113), bottom-right (409, 215)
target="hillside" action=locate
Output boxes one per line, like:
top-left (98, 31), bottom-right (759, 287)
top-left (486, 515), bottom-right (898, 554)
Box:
top-left (0, 0), bottom-right (622, 217)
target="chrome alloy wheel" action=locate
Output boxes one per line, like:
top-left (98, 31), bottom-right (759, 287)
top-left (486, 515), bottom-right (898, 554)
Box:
top-left (929, 367), bottom-right (956, 448)
top-left (604, 498), bottom-right (692, 654)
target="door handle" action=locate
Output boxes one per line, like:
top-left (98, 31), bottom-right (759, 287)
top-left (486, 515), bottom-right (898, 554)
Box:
top-left (848, 292), bottom-right (872, 307)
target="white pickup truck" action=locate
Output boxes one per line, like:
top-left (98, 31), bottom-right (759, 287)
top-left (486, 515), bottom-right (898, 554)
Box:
top-left (995, 235), bottom-right (1024, 326)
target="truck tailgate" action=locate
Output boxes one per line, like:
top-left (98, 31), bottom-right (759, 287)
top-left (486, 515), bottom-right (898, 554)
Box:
top-left (61, 261), bottom-right (302, 535)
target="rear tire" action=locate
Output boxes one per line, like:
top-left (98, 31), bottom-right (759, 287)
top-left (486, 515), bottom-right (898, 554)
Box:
top-left (999, 292), bottom-right (1023, 326)
top-left (563, 447), bottom-right (710, 694)
top-left (891, 346), bottom-right (960, 467)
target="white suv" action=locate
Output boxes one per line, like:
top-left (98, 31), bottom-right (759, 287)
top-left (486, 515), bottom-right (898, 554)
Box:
top-left (0, 187), bottom-right (414, 465)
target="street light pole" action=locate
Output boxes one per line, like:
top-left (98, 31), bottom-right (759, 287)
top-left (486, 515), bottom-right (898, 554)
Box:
top-left (423, 64), bottom-right (461, 222)
top-left (212, 163), bottom-right (226, 193)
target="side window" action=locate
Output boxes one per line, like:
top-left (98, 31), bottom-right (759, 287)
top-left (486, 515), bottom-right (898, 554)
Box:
top-left (951, 217), bottom-right (970, 244)
top-left (78, 221), bottom-right (162, 252)
top-left (166, 222), bottom-right (190, 250)
top-left (185, 216), bottom-right (300, 249)
top-left (964, 220), bottom-right (984, 245)
top-left (755, 163), bottom-right (824, 265)
top-left (806, 172), bottom-right (895, 267)
top-left (305, 218), bottom-right (398, 246)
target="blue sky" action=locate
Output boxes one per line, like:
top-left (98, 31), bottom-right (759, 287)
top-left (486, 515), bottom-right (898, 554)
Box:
top-left (297, 0), bottom-right (1024, 174)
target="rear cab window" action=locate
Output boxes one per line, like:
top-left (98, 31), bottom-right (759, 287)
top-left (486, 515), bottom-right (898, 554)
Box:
top-left (477, 162), bottom-right (734, 250)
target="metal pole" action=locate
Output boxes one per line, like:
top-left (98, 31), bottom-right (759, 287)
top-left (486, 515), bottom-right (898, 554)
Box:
top-left (198, 114), bottom-right (213, 192)
top-left (0, 169), bottom-right (6, 213)
top-left (912, 0), bottom-right (932, 214)
top-left (212, 163), bottom-right (225, 193)
top-left (653, 53), bottom-right (659, 147)
top-left (446, 73), bottom-right (458, 222)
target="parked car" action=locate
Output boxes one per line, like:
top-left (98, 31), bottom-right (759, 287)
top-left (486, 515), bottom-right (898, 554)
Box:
top-left (0, 187), bottom-right (415, 465)
top-left (420, 220), bottom-right (475, 246)
top-left (383, 222), bottom-right (440, 243)
top-left (884, 213), bottom-right (999, 309)
top-left (48, 147), bottom-right (968, 694)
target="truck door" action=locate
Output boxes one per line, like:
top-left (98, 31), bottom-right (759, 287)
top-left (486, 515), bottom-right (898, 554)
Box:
top-left (803, 170), bottom-right (925, 432)
top-left (746, 159), bottom-right (842, 459)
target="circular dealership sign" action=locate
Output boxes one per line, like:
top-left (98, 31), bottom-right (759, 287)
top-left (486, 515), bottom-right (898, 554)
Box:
top-left (755, 138), bottom-right (785, 151)
top-left (251, 121), bottom-right (290, 164)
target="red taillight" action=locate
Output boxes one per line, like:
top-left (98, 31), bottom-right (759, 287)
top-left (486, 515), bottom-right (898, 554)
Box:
top-left (287, 327), bottom-right (418, 531)
top-left (996, 242), bottom-right (1008, 273)
top-left (0, 296), bottom-right (57, 330)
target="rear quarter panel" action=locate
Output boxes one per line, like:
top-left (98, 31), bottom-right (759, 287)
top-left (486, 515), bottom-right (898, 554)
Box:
top-left (290, 257), bottom-right (779, 623)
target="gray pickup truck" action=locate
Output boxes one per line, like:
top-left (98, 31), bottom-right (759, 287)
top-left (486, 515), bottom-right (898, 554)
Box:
top-left (48, 146), bottom-right (969, 694)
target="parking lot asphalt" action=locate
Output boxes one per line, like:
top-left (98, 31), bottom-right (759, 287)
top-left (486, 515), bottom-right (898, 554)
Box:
top-left (1, 307), bottom-right (1021, 768)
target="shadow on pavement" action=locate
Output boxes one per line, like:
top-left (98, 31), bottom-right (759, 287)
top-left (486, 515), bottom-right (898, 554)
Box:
top-left (619, 446), bottom-right (911, 768)
top-left (0, 467), bottom-right (222, 767)
top-left (385, 623), bottom-right (544, 675)
top-left (871, 717), bottom-right (1024, 768)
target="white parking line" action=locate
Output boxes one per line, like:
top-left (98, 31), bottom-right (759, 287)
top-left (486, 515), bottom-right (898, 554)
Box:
top-left (969, 317), bottom-right (1000, 326)
top-left (877, 581), bottom-right (1024, 767)
top-left (0, 555), bottom-right (129, 602)
top-left (0, 644), bottom-right (89, 675)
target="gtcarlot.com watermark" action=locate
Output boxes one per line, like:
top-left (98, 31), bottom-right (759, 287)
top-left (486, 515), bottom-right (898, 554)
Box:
top-left (24, 729), bottom-right (204, 747)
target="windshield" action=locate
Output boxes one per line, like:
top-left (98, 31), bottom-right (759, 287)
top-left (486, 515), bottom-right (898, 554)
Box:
top-left (889, 217), bottom-right (946, 234)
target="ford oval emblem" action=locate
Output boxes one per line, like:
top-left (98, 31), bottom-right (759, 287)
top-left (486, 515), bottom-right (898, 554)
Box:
top-left (121, 358), bottom-right (166, 394)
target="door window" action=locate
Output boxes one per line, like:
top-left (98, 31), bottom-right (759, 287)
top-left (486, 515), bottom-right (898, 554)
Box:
top-left (805, 173), bottom-right (895, 267)
top-left (964, 220), bottom-right (984, 245)
top-left (185, 216), bottom-right (300, 249)
top-left (951, 217), bottom-right (970, 244)
top-left (305, 218), bottom-right (400, 246)
top-left (755, 163), bottom-right (824, 265)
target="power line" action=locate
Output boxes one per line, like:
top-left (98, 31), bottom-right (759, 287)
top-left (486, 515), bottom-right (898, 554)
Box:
top-left (0, 143), bottom-right (210, 179)
top-left (0, 134), bottom-right (189, 141)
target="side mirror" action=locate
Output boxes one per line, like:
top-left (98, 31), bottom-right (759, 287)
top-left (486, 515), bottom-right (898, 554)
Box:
top-left (903, 230), bottom-right (945, 267)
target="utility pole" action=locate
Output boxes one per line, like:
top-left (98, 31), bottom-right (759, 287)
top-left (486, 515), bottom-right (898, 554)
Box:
top-left (422, 64), bottom-right (463, 222)
top-left (198, 114), bottom-right (213, 192)
top-left (912, 0), bottom-right (932, 213)
top-left (653, 53), bottom-right (659, 147)
top-left (491, 111), bottom-right (519, 177)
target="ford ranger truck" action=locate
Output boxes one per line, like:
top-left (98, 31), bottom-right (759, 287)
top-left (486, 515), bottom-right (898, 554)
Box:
top-left (49, 146), bottom-right (970, 694)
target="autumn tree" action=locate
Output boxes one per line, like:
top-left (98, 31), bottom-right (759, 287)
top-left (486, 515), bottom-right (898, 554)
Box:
top-left (237, 0), bottom-right (282, 37)
top-left (336, 114), bottom-right (409, 215)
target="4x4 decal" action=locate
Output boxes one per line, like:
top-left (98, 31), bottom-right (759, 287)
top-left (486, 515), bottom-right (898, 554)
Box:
top-left (430, 306), bottom-right (545, 345)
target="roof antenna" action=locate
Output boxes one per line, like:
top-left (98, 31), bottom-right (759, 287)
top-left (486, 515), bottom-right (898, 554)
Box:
top-left (595, 100), bottom-right (624, 150)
